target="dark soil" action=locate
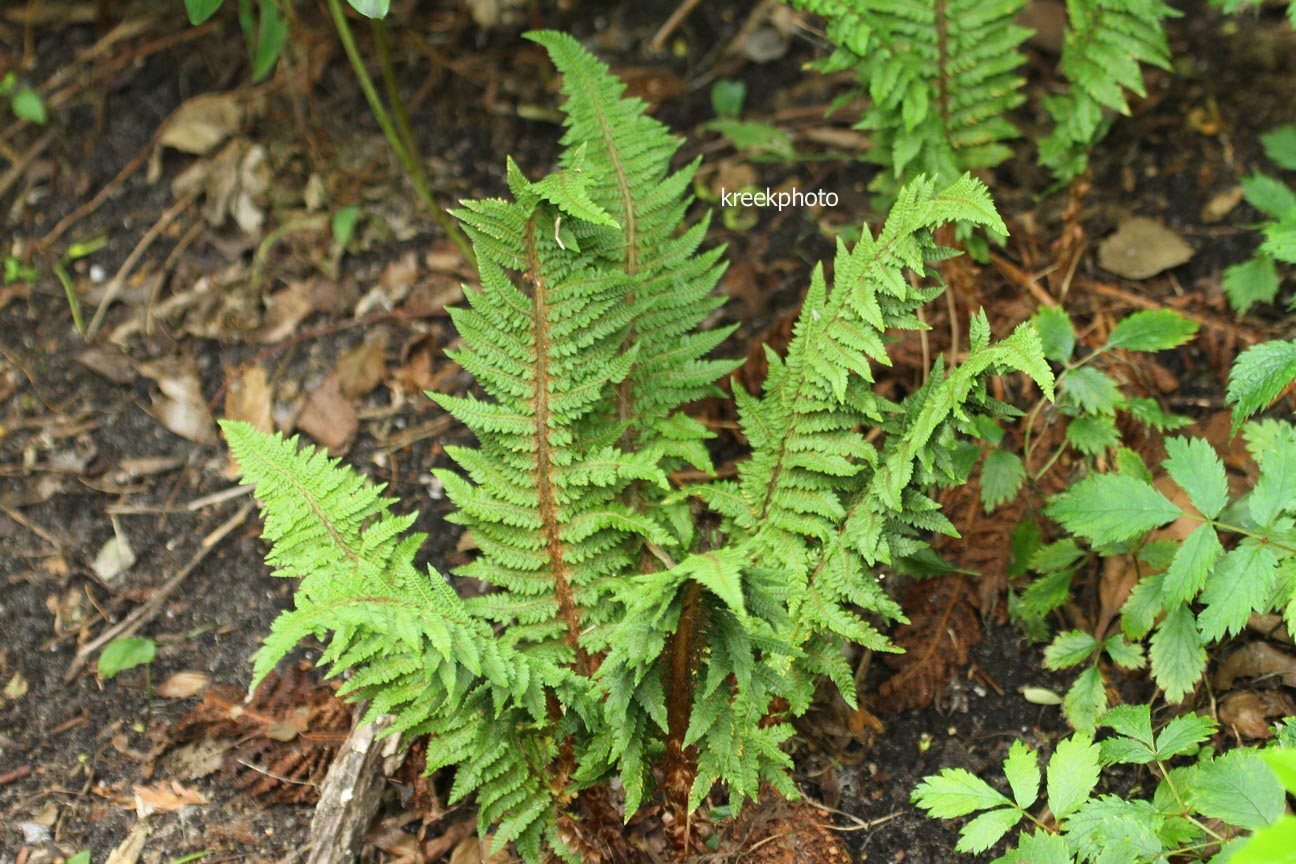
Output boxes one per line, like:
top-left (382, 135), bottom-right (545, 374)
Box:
top-left (2, 1), bottom-right (1294, 863)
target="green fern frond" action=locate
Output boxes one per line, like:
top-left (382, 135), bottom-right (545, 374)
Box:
top-left (787, 0), bottom-right (1030, 192)
top-left (1039, 0), bottom-right (1179, 181)
top-left (526, 30), bottom-right (738, 455)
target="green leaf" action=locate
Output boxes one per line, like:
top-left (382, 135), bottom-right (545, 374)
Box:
top-left (1102, 635), bottom-right (1144, 670)
top-left (1154, 713), bottom-right (1214, 759)
top-left (1099, 704), bottom-right (1155, 764)
top-left (249, 0), bottom-right (286, 82)
top-left (1065, 414), bottom-right (1119, 456)
top-left (1063, 666), bottom-right (1108, 732)
top-left (1197, 542), bottom-right (1279, 641)
top-left (1060, 367), bottom-right (1123, 415)
top-left (1262, 124), bottom-right (1296, 170)
top-left (1032, 306), bottom-right (1075, 363)
top-left (1003, 740), bottom-right (1040, 809)
top-left (1046, 732), bottom-right (1100, 819)
top-left (1010, 831), bottom-right (1073, 864)
top-left (956, 808), bottom-right (1023, 854)
top-left (710, 79), bottom-right (746, 119)
top-left (1120, 572), bottom-right (1165, 640)
top-left (98, 637), bottom-right (157, 679)
top-left (1043, 630), bottom-right (1098, 669)
top-left (1149, 603), bottom-right (1205, 703)
top-left (1045, 474), bottom-right (1181, 545)
top-left (185, 0), bottom-right (225, 24)
top-left (1103, 310), bottom-right (1198, 353)
top-left (332, 206), bottom-right (361, 248)
top-left (1223, 255), bottom-right (1281, 315)
top-left (1230, 817), bottom-right (1296, 864)
top-left (11, 86), bottom-right (46, 124)
top-left (1161, 524), bottom-right (1222, 606)
top-left (347, 0), bottom-right (391, 17)
top-left (1228, 341), bottom-right (1296, 430)
top-left (1240, 173), bottom-right (1296, 219)
top-left (1250, 428), bottom-right (1296, 525)
top-left (1194, 749), bottom-right (1284, 830)
top-left (1164, 436), bottom-right (1229, 519)
top-left (1264, 218), bottom-right (1296, 261)
top-left (912, 769), bottom-right (1013, 818)
top-left (66, 853), bottom-right (91, 864)
top-left (1263, 750), bottom-right (1296, 794)
top-left (981, 450), bottom-right (1026, 512)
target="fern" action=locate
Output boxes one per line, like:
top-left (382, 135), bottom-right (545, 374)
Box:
top-left (1038, 0), bottom-right (1179, 182)
top-left (786, 0), bottom-right (1031, 194)
top-left (224, 33), bottom-right (1056, 863)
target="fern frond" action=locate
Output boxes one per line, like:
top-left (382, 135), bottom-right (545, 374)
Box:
top-left (787, 0), bottom-right (1030, 192)
top-left (1038, 0), bottom-right (1179, 181)
top-left (526, 30), bottom-right (738, 456)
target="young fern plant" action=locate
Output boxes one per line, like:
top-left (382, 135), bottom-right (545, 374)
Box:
top-left (222, 31), bottom-right (1054, 863)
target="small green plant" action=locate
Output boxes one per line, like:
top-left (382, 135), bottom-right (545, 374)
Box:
top-left (978, 307), bottom-right (1195, 516)
top-left (1222, 124), bottom-right (1296, 314)
top-left (984, 334), bottom-right (1296, 732)
top-left (914, 706), bottom-right (1291, 862)
top-left (223, 31), bottom-right (1053, 862)
top-left (1, 71), bottom-right (47, 125)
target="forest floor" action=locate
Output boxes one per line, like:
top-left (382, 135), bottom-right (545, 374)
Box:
top-left (2, 1), bottom-right (1295, 863)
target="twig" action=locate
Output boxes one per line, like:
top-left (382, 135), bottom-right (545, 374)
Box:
top-left (0, 129), bottom-right (53, 201)
top-left (989, 253), bottom-right (1058, 308)
top-left (649, 0), bottom-right (705, 53)
top-left (1077, 279), bottom-right (1258, 344)
top-left (85, 189), bottom-right (199, 337)
top-left (66, 502), bottom-right (252, 681)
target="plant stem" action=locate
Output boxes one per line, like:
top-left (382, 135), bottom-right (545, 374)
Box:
top-left (662, 579), bottom-right (704, 857)
top-left (323, 0), bottom-right (474, 266)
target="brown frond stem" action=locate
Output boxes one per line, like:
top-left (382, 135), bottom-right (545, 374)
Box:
top-left (662, 579), bottom-right (705, 857)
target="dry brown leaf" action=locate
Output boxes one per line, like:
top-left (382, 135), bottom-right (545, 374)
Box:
top-left (257, 280), bottom-right (315, 344)
top-left (160, 92), bottom-right (243, 155)
top-left (105, 819), bottom-right (150, 864)
top-left (1219, 690), bottom-right (1296, 740)
top-left (76, 345), bottom-right (137, 384)
top-left (156, 671), bottom-right (211, 700)
top-left (296, 374), bottom-right (358, 454)
top-left (138, 358), bottom-right (216, 444)
top-left (450, 833), bottom-right (511, 864)
top-left (1096, 554), bottom-right (1138, 639)
top-left (132, 780), bottom-right (209, 816)
top-left (337, 343), bottom-right (386, 399)
top-left (224, 363), bottom-right (274, 433)
top-left (1215, 642), bottom-right (1296, 689)
top-left (1098, 216), bottom-right (1194, 280)
top-left (356, 251), bottom-right (419, 316)
top-left (92, 528), bottom-right (137, 582)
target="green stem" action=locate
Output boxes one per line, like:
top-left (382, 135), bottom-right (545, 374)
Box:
top-left (323, 0), bottom-right (475, 266)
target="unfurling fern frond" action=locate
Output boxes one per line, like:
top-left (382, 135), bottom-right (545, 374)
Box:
top-left (786, 0), bottom-right (1030, 194)
top-left (1038, 0), bottom-right (1179, 181)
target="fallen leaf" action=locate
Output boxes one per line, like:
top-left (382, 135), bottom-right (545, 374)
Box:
top-left (139, 359), bottom-right (216, 444)
top-left (1215, 642), bottom-right (1296, 689)
top-left (76, 346), bottom-right (137, 384)
top-left (3, 671), bottom-right (28, 701)
top-left (450, 833), bottom-right (510, 864)
top-left (92, 529), bottom-right (137, 582)
top-left (131, 780), bottom-right (208, 817)
top-left (337, 343), bottom-right (386, 399)
top-left (1098, 216), bottom-right (1194, 280)
top-left (296, 374), bottom-right (357, 454)
top-left (224, 363), bottom-right (274, 433)
top-left (1219, 690), bottom-right (1295, 740)
top-left (106, 819), bottom-right (150, 864)
top-left (356, 251), bottom-right (419, 316)
top-left (1201, 186), bottom-right (1244, 223)
top-left (257, 280), bottom-right (315, 344)
top-left (160, 92), bottom-right (243, 155)
top-left (156, 671), bottom-right (211, 699)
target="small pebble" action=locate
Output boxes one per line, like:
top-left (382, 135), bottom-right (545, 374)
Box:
top-left (90, 264), bottom-right (107, 283)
